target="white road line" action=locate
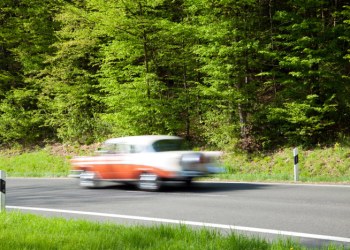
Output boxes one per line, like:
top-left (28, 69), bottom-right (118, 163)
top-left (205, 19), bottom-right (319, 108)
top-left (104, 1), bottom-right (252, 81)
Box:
top-left (7, 205), bottom-right (350, 243)
top-left (201, 181), bottom-right (350, 188)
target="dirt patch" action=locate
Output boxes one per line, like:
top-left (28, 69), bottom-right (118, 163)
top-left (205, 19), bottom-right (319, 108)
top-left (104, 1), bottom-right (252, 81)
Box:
top-left (46, 143), bottom-right (101, 157)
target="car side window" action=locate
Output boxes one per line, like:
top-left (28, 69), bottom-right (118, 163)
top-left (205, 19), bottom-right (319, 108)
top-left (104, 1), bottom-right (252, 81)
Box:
top-left (99, 143), bottom-right (118, 154)
top-left (117, 144), bottom-right (129, 153)
top-left (129, 144), bottom-right (144, 153)
top-left (99, 143), bottom-right (128, 154)
top-left (129, 145), bottom-right (136, 153)
top-left (117, 144), bottom-right (139, 153)
top-left (99, 142), bottom-right (145, 154)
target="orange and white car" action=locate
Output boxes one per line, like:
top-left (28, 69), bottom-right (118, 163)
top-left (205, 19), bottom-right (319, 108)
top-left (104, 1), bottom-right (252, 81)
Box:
top-left (70, 135), bottom-right (223, 190)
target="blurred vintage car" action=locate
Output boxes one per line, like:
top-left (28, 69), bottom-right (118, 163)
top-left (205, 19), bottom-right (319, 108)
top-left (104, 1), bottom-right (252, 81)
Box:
top-left (70, 135), bottom-right (223, 191)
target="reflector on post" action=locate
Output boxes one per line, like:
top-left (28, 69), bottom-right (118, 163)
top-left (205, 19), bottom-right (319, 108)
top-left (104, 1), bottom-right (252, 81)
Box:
top-left (0, 170), bottom-right (5, 212)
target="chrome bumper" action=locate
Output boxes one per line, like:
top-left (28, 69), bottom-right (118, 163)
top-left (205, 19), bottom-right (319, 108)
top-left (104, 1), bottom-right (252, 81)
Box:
top-left (68, 170), bottom-right (84, 178)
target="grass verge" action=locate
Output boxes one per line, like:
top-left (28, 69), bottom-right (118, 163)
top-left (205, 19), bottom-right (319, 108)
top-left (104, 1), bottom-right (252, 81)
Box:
top-left (221, 145), bottom-right (350, 183)
top-left (0, 211), bottom-right (343, 250)
top-left (0, 143), bottom-right (349, 183)
top-left (0, 150), bottom-right (70, 177)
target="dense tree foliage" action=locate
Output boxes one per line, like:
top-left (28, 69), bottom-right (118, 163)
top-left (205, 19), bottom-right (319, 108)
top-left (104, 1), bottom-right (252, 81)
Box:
top-left (0, 0), bottom-right (349, 151)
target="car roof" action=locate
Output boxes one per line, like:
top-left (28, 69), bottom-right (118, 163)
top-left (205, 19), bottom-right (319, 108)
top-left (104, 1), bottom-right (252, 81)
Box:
top-left (104, 135), bottom-right (182, 145)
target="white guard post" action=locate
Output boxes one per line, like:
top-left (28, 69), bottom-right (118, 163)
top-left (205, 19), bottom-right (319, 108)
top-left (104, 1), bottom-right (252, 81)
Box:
top-left (0, 171), bottom-right (5, 212)
top-left (293, 148), bottom-right (299, 182)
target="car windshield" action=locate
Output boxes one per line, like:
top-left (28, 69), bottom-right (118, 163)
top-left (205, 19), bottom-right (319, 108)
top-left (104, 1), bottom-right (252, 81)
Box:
top-left (152, 139), bottom-right (187, 152)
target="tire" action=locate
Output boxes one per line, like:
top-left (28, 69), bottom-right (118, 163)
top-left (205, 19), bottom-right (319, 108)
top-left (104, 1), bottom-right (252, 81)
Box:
top-left (185, 178), bottom-right (193, 186)
top-left (137, 172), bottom-right (161, 191)
top-left (79, 171), bottom-right (100, 188)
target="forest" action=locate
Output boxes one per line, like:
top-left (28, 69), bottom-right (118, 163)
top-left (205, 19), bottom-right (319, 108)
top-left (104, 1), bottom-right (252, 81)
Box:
top-left (1, 0), bottom-right (350, 152)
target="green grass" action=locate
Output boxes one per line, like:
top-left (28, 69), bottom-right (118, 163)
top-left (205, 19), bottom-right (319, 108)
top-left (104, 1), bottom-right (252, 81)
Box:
top-left (0, 149), bottom-right (70, 177)
top-left (0, 211), bottom-right (343, 250)
top-left (220, 145), bottom-right (350, 183)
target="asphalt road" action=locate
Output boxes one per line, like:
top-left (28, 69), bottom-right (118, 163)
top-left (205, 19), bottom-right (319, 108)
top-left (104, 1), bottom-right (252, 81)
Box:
top-left (5, 178), bottom-right (350, 248)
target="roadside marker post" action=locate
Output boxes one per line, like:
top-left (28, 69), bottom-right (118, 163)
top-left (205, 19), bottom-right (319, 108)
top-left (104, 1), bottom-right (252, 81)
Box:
top-left (293, 148), bottom-right (299, 182)
top-left (0, 170), bottom-right (5, 212)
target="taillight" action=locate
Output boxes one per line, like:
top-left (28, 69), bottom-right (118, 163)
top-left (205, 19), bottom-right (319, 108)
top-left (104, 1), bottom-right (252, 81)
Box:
top-left (199, 155), bottom-right (209, 163)
top-left (181, 153), bottom-right (205, 166)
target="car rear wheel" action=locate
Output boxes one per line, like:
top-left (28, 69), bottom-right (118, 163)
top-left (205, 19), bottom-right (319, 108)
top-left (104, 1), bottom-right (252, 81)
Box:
top-left (185, 177), bottom-right (193, 186)
top-left (137, 172), bottom-right (161, 191)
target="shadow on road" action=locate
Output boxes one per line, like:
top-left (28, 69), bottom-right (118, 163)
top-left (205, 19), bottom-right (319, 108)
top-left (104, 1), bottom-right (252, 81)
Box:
top-left (97, 181), bottom-right (272, 194)
top-left (164, 181), bottom-right (272, 193)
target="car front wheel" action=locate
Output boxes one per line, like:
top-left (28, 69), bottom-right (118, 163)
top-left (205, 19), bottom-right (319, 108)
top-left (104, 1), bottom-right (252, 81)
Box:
top-left (137, 172), bottom-right (161, 191)
top-left (79, 171), bottom-right (100, 188)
